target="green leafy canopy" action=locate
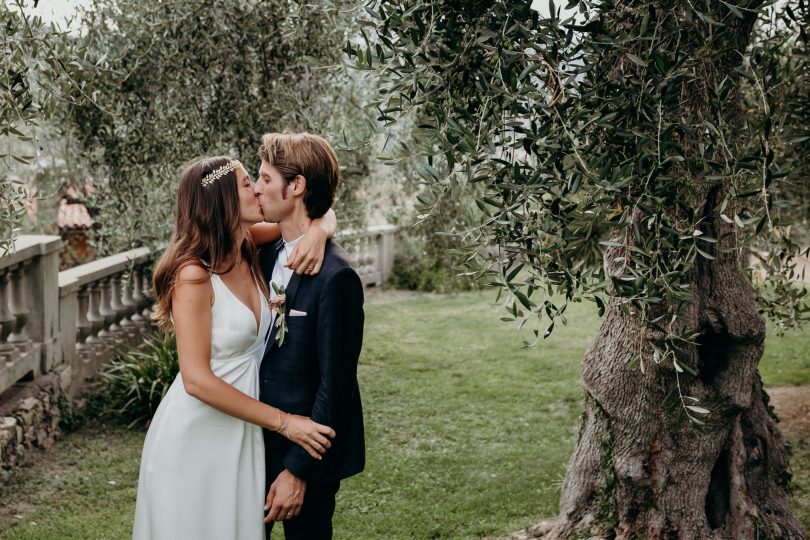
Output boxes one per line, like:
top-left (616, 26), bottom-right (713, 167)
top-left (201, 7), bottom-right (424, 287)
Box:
top-left (350, 0), bottom-right (809, 351)
top-left (1, 0), bottom-right (97, 254)
top-left (61, 0), bottom-right (378, 253)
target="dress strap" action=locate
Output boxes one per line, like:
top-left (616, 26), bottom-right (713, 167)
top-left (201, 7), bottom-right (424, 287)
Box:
top-left (208, 273), bottom-right (223, 308)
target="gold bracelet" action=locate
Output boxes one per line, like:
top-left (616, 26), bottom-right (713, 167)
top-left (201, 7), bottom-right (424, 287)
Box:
top-left (278, 412), bottom-right (291, 436)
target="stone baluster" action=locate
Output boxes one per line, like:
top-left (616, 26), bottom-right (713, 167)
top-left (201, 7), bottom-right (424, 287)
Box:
top-left (361, 235), bottom-right (369, 263)
top-left (7, 262), bottom-right (32, 353)
top-left (363, 235), bottom-right (374, 274)
top-left (118, 270), bottom-right (138, 343)
top-left (85, 281), bottom-right (105, 356)
top-left (369, 234), bottom-right (377, 281)
top-left (140, 263), bottom-right (153, 321)
top-left (0, 269), bottom-right (17, 363)
top-left (96, 277), bottom-right (115, 346)
top-left (361, 236), bottom-right (373, 281)
top-left (75, 285), bottom-right (94, 364)
top-left (380, 227), bottom-right (396, 283)
top-left (375, 232), bottom-right (385, 285)
top-left (107, 272), bottom-right (126, 344)
top-left (130, 266), bottom-right (148, 331)
top-left (351, 237), bottom-right (360, 267)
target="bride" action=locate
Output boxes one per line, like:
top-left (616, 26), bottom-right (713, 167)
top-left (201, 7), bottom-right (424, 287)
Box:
top-left (132, 156), bottom-right (337, 539)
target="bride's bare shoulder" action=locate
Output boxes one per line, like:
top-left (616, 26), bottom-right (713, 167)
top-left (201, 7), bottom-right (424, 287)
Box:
top-left (172, 263), bottom-right (213, 307)
top-left (175, 262), bottom-right (211, 285)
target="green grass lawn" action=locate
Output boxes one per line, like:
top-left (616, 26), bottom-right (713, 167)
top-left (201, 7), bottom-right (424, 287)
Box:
top-left (760, 319), bottom-right (810, 387)
top-left (1, 290), bottom-right (808, 539)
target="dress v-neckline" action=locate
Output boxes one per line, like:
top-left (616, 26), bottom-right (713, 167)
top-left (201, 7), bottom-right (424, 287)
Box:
top-left (214, 273), bottom-right (264, 338)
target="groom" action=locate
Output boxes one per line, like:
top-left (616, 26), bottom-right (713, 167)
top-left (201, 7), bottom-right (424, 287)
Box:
top-left (254, 131), bottom-right (365, 539)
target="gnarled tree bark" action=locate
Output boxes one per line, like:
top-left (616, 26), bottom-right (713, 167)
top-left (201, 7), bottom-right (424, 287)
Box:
top-left (524, 230), bottom-right (805, 538)
top-left (518, 3), bottom-right (806, 539)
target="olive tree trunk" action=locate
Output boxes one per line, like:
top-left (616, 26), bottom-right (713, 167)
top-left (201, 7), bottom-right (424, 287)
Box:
top-left (524, 211), bottom-right (806, 538)
top-left (519, 4), bottom-right (806, 539)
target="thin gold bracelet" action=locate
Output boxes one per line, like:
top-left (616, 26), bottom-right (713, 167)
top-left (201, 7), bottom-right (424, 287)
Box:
top-left (278, 412), bottom-right (291, 436)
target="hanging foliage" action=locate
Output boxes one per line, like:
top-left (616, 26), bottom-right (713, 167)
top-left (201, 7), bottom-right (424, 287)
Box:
top-left (1, 1), bottom-right (97, 254)
top-left (350, 0), bottom-right (809, 346)
top-left (61, 0), bottom-right (377, 253)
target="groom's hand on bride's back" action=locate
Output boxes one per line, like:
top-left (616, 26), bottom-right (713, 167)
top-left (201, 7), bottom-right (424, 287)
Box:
top-left (263, 469), bottom-right (306, 522)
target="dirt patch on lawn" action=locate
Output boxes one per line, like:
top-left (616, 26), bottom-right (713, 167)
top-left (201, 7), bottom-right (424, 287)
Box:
top-left (768, 385), bottom-right (810, 437)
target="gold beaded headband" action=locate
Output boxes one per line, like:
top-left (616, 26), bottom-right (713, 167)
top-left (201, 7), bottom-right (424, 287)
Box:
top-left (201, 159), bottom-right (242, 188)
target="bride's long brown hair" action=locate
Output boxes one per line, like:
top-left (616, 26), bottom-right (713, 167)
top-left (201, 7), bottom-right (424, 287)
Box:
top-left (151, 156), bottom-right (268, 330)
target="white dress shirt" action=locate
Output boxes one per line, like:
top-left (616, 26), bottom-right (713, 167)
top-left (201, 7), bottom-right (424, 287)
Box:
top-left (269, 234), bottom-right (303, 327)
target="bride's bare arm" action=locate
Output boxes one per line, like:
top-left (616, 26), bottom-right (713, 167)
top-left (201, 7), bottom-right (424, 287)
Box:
top-left (171, 264), bottom-right (335, 458)
top-left (248, 208), bottom-right (337, 272)
top-left (249, 222), bottom-right (282, 246)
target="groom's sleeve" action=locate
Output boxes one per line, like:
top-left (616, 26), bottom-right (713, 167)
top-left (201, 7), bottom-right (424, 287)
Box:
top-left (282, 266), bottom-right (364, 480)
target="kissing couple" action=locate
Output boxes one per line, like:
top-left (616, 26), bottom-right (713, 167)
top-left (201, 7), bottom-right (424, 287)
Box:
top-left (132, 132), bottom-right (365, 540)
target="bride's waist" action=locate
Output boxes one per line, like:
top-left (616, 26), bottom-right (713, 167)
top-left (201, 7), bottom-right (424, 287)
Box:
top-left (171, 356), bottom-right (259, 387)
top-left (209, 343), bottom-right (264, 362)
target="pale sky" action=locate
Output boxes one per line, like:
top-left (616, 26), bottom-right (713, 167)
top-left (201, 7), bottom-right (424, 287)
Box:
top-left (17, 0), bottom-right (788, 24)
top-left (530, 0), bottom-right (579, 20)
top-left (7, 0), bottom-right (90, 28)
top-left (25, 0), bottom-right (576, 25)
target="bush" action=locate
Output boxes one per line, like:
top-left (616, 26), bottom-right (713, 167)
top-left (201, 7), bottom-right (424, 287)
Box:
top-left (387, 233), bottom-right (480, 293)
top-left (380, 156), bottom-right (487, 293)
top-left (56, 393), bottom-right (85, 433)
top-left (387, 260), bottom-right (478, 293)
top-left (96, 331), bottom-right (178, 428)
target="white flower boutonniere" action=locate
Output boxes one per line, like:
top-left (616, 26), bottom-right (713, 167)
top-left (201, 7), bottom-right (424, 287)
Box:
top-left (270, 282), bottom-right (287, 347)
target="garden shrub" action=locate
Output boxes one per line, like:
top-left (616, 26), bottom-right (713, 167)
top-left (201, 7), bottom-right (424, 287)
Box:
top-left (96, 331), bottom-right (178, 428)
top-left (387, 234), bottom-right (480, 293)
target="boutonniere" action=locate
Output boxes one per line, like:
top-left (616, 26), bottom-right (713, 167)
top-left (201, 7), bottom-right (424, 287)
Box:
top-left (270, 283), bottom-right (287, 346)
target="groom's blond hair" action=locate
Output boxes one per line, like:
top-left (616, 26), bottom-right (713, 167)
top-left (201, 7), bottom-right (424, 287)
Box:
top-left (258, 131), bottom-right (341, 219)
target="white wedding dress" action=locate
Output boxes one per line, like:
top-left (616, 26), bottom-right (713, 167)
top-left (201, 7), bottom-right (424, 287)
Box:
top-left (133, 273), bottom-right (271, 540)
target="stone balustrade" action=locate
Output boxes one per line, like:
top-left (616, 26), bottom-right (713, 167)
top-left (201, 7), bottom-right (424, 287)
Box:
top-left (337, 224), bottom-right (398, 287)
top-left (58, 247), bottom-right (155, 395)
top-left (0, 236), bottom-right (61, 399)
top-left (0, 226), bottom-right (397, 476)
top-left (0, 224), bottom-right (398, 401)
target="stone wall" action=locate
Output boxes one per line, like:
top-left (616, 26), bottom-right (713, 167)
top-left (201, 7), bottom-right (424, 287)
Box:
top-left (0, 370), bottom-right (67, 480)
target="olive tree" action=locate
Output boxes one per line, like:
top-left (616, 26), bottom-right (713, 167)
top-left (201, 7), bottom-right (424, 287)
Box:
top-left (62, 0), bottom-right (376, 253)
top-left (352, 0), bottom-right (808, 537)
top-left (0, 0), bottom-right (94, 254)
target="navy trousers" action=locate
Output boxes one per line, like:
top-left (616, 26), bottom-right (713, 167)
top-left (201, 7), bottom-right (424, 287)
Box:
top-left (265, 481), bottom-right (341, 540)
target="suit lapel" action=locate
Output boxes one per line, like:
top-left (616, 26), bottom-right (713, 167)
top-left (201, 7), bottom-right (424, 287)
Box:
top-left (261, 238), bottom-right (285, 347)
top-left (283, 271), bottom-right (304, 315)
top-left (264, 254), bottom-right (306, 348)
top-left (259, 238), bottom-right (284, 285)
top-left (262, 239), bottom-right (335, 357)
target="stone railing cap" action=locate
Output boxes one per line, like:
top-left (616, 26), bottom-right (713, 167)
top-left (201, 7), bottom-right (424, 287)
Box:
top-left (0, 235), bottom-right (62, 271)
top-left (59, 247), bottom-right (152, 293)
top-left (337, 224), bottom-right (400, 239)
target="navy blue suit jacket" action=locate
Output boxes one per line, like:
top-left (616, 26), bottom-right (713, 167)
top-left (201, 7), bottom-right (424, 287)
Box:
top-left (258, 239), bottom-right (365, 485)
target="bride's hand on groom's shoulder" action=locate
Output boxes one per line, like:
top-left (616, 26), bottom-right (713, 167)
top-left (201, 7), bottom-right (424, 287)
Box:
top-left (286, 207), bottom-right (337, 275)
top-left (285, 415), bottom-right (335, 459)
top-left (286, 229), bottom-right (328, 276)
